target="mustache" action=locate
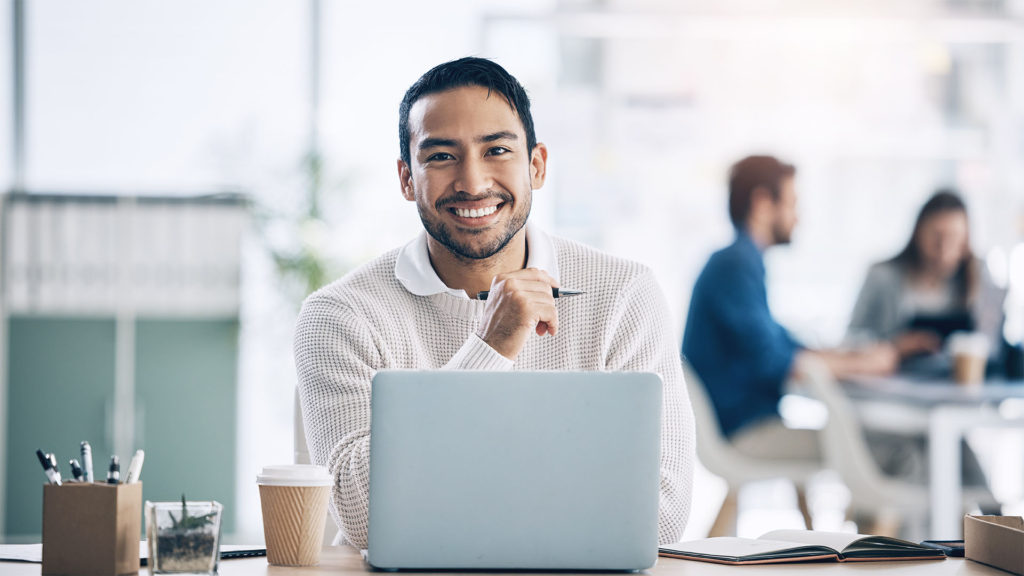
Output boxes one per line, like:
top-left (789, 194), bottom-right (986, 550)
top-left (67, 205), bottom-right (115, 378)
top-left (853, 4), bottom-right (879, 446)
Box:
top-left (435, 191), bottom-right (513, 211)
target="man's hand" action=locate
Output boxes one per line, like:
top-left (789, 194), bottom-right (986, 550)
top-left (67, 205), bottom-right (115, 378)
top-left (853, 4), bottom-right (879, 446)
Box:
top-left (476, 268), bottom-right (559, 361)
top-left (850, 342), bottom-right (901, 375)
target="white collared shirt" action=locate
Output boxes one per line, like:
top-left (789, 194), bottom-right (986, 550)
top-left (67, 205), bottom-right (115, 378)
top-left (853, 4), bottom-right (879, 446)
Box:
top-left (393, 225), bottom-right (560, 299)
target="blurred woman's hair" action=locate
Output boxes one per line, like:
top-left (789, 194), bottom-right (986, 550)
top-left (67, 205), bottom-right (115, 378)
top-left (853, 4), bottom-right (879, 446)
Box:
top-left (889, 189), bottom-right (977, 306)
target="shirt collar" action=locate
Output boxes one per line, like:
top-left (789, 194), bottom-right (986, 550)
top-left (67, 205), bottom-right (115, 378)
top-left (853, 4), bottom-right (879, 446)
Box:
top-left (734, 229), bottom-right (766, 274)
top-left (394, 224), bottom-right (560, 299)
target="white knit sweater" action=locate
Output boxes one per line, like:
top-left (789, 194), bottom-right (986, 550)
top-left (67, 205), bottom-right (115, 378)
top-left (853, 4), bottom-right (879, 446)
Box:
top-left (294, 234), bottom-right (695, 549)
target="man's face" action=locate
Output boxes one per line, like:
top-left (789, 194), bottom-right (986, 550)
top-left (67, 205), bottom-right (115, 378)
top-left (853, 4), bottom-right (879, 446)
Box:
top-left (770, 176), bottom-right (798, 245)
top-left (397, 85), bottom-right (546, 261)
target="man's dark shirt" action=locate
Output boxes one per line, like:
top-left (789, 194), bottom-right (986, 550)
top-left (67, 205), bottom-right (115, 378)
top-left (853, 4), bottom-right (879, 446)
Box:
top-left (682, 231), bottom-right (801, 437)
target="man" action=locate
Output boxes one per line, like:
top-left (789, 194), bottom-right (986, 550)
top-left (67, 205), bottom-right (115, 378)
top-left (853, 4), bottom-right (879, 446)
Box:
top-left (682, 155), bottom-right (897, 460)
top-left (294, 57), bottom-right (694, 549)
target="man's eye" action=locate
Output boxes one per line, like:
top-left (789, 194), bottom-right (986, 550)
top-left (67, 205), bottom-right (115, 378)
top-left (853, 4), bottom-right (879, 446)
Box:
top-left (486, 147), bottom-right (510, 156)
top-left (426, 152), bottom-right (454, 162)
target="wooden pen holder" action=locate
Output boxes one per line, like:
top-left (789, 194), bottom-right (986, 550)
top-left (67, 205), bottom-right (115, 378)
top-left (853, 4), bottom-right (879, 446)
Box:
top-left (42, 482), bottom-right (142, 576)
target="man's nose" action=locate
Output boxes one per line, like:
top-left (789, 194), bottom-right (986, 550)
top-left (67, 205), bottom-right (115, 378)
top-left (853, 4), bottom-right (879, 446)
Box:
top-left (453, 156), bottom-right (493, 195)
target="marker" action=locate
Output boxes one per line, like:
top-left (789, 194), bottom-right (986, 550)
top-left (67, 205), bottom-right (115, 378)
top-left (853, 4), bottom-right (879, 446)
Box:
top-left (80, 442), bottom-right (93, 483)
top-left (106, 455), bottom-right (120, 484)
top-left (36, 449), bottom-right (62, 485)
top-left (124, 450), bottom-right (145, 484)
top-left (70, 459), bottom-right (84, 482)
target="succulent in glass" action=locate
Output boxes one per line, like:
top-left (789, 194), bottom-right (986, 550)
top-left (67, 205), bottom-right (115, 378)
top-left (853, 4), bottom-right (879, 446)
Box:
top-left (146, 496), bottom-right (222, 574)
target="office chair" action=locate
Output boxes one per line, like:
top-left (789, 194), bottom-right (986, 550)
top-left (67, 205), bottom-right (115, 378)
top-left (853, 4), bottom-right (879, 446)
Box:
top-left (791, 355), bottom-right (996, 540)
top-left (682, 360), bottom-right (820, 536)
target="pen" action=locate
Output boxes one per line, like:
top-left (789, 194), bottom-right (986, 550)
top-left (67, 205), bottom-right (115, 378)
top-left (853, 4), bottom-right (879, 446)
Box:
top-left (36, 450), bottom-right (62, 485)
top-left (124, 449), bottom-right (145, 484)
top-left (107, 455), bottom-right (120, 484)
top-left (476, 288), bottom-right (585, 301)
top-left (81, 441), bottom-right (93, 483)
top-left (70, 459), bottom-right (84, 482)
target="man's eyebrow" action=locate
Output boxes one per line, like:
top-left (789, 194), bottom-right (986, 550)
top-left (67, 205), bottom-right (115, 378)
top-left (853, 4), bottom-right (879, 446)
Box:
top-left (478, 131), bottom-right (518, 143)
top-left (418, 137), bottom-right (458, 151)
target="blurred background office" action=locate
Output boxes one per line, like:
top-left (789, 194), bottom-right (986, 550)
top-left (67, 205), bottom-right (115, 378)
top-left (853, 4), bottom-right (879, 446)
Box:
top-left (2, 0), bottom-right (1023, 544)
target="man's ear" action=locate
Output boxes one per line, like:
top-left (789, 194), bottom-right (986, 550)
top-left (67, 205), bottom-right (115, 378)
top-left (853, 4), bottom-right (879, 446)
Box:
top-left (397, 158), bottom-right (415, 201)
top-left (749, 185), bottom-right (775, 218)
top-left (529, 143), bottom-right (548, 189)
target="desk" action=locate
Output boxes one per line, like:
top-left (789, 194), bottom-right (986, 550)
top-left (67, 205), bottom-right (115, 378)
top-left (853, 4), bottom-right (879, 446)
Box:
top-left (0, 546), bottom-right (1012, 576)
top-left (843, 376), bottom-right (1024, 538)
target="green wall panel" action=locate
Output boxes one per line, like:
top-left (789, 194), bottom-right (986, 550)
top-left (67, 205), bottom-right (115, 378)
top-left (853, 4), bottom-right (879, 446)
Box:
top-left (134, 319), bottom-right (238, 534)
top-left (5, 317), bottom-right (117, 538)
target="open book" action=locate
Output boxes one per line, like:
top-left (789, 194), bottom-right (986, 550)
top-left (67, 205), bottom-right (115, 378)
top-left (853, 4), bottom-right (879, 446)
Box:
top-left (659, 530), bottom-right (945, 565)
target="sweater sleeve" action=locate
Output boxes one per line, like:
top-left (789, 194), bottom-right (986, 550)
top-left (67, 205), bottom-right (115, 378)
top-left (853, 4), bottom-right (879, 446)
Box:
top-left (294, 293), bottom-right (380, 549)
top-left (603, 269), bottom-right (695, 545)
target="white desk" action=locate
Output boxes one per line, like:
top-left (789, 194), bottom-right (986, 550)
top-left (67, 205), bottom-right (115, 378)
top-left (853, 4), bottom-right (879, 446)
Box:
top-left (842, 376), bottom-right (1024, 538)
top-left (0, 546), bottom-right (1012, 576)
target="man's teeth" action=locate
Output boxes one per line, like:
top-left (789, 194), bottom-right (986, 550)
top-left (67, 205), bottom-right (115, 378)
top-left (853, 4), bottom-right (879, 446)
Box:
top-left (454, 205), bottom-right (498, 218)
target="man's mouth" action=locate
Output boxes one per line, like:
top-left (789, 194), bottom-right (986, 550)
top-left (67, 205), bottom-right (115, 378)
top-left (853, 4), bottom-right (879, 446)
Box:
top-left (452, 204), bottom-right (500, 219)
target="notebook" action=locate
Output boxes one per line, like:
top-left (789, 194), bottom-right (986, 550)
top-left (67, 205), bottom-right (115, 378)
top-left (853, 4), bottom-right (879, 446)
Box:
top-left (660, 530), bottom-right (945, 565)
top-left (367, 370), bottom-right (663, 571)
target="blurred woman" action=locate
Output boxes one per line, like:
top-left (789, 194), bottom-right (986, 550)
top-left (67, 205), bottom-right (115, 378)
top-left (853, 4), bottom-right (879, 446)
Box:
top-left (847, 190), bottom-right (1004, 363)
top-left (845, 190), bottom-right (1002, 513)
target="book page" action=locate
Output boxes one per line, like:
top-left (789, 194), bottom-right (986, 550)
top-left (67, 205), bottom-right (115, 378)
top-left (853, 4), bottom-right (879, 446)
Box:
top-left (663, 537), bottom-right (836, 558)
top-left (760, 530), bottom-right (866, 551)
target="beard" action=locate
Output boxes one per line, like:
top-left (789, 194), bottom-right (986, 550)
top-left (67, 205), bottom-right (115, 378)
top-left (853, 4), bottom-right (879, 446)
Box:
top-left (771, 218), bottom-right (793, 245)
top-left (417, 188), bottom-right (532, 260)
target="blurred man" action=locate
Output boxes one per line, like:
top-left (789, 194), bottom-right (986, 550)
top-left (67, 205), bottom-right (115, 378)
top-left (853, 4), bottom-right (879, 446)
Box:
top-left (682, 155), bottom-right (897, 461)
top-left (295, 57), bottom-right (694, 549)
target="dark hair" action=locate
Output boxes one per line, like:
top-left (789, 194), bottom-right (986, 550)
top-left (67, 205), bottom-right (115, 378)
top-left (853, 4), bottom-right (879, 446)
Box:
top-left (398, 57), bottom-right (536, 166)
top-left (890, 189), bottom-right (976, 305)
top-left (727, 155), bottom-right (796, 228)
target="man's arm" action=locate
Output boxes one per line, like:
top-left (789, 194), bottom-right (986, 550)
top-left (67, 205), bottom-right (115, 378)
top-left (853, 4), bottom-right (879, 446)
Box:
top-left (604, 269), bottom-right (695, 545)
top-left (294, 294), bottom-right (381, 550)
top-left (700, 257), bottom-right (800, 392)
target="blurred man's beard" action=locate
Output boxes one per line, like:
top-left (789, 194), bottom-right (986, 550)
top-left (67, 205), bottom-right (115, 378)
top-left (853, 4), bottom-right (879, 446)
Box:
top-left (772, 220), bottom-right (793, 245)
top-left (418, 191), bottom-right (532, 260)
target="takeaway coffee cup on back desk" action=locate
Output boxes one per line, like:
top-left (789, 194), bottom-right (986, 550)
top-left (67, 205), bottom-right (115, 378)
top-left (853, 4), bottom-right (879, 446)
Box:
top-left (257, 464), bottom-right (332, 566)
top-left (947, 331), bottom-right (989, 386)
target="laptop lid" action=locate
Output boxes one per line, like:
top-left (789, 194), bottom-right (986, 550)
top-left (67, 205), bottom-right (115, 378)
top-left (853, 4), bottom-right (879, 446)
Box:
top-left (367, 370), bottom-right (662, 570)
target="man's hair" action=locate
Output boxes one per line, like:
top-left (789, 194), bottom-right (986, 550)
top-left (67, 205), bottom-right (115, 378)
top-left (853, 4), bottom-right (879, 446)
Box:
top-left (399, 57), bottom-right (536, 166)
top-left (727, 155), bottom-right (797, 228)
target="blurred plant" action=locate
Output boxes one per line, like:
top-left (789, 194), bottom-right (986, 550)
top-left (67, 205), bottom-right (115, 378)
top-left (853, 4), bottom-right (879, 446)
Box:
top-left (256, 150), bottom-right (349, 306)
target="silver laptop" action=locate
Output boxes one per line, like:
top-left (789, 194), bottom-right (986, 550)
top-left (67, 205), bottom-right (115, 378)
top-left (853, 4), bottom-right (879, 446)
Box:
top-left (367, 370), bottom-right (662, 571)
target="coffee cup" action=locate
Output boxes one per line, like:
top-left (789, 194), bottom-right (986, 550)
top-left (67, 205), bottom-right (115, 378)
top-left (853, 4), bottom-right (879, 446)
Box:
top-left (947, 331), bottom-right (989, 386)
top-left (256, 464), bottom-right (332, 566)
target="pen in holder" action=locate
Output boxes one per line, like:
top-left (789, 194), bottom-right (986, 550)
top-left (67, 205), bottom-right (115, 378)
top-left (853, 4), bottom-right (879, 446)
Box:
top-left (42, 482), bottom-right (142, 576)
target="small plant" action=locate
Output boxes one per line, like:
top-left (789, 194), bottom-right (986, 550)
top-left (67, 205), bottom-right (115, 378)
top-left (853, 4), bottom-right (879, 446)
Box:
top-left (169, 494), bottom-right (216, 532)
top-left (148, 497), bottom-right (222, 574)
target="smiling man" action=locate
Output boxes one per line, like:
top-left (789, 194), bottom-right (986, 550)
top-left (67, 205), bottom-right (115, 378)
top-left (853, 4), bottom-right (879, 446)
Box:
top-left (294, 57), bottom-right (694, 549)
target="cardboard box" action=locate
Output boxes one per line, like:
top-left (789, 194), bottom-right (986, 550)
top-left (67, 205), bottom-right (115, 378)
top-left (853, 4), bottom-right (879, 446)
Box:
top-left (42, 483), bottom-right (142, 576)
top-left (964, 514), bottom-right (1024, 576)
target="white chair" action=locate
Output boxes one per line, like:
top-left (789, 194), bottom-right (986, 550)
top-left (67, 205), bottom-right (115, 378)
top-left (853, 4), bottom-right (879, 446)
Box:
top-left (682, 360), bottom-right (821, 536)
top-left (294, 389), bottom-right (342, 546)
top-left (791, 355), bottom-right (994, 540)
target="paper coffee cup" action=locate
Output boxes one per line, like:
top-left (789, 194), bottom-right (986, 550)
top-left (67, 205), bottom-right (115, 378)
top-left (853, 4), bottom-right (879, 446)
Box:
top-left (947, 331), bottom-right (989, 385)
top-left (257, 465), bottom-right (332, 566)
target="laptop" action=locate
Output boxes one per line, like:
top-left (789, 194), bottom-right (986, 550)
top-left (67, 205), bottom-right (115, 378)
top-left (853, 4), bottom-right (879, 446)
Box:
top-left (367, 370), bottom-right (663, 571)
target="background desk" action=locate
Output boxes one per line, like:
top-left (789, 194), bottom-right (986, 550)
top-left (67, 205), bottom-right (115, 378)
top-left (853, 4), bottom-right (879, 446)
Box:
top-left (843, 376), bottom-right (1024, 537)
top-left (0, 546), bottom-right (1012, 576)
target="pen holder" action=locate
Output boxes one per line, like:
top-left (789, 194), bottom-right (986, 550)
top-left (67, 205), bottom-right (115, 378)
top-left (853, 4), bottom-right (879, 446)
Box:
top-left (42, 482), bottom-right (142, 576)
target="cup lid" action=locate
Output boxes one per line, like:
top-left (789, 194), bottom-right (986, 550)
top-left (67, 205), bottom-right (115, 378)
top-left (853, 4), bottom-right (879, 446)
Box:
top-left (257, 464), bottom-right (332, 486)
top-left (947, 331), bottom-right (990, 356)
